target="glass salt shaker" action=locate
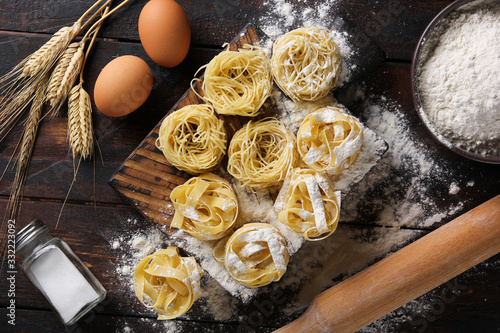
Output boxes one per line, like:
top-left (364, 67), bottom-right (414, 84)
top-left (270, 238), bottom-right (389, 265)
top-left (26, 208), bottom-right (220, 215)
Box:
top-left (15, 219), bottom-right (107, 326)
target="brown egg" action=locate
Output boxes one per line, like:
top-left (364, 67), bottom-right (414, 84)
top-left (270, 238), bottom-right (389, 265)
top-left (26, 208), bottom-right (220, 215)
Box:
top-left (93, 55), bottom-right (153, 117)
top-left (138, 0), bottom-right (191, 68)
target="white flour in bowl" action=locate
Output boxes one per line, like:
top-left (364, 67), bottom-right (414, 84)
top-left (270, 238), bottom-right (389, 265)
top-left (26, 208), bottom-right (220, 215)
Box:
top-left (417, 0), bottom-right (500, 156)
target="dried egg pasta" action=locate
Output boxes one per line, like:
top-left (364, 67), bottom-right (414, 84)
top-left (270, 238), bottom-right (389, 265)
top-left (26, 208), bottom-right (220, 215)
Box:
top-left (156, 104), bottom-right (226, 174)
top-left (195, 44), bottom-right (272, 117)
top-left (170, 173), bottom-right (238, 240)
top-left (227, 118), bottom-right (298, 188)
top-left (297, 106), bottom-right (363, 173)
top-left (133, 247), bottom-right (203, 320)
top-left (214, 223), bottom-right (289, 288)
top-left (271, 26), bottom-right (341, 102)
top-left (275, 168), bottom-right (341, 241)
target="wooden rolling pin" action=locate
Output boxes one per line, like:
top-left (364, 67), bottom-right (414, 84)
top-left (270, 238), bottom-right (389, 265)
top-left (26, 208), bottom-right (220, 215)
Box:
top-left (275, 195), bottom-right (500, 333)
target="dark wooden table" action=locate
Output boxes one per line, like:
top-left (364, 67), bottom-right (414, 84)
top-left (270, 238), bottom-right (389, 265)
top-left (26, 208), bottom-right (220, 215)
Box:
top-left (0, 1), bottom-right (498, 332)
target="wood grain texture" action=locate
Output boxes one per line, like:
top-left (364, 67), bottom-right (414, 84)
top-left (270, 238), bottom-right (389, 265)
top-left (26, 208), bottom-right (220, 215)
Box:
top-left (0, 307), bottom-right (263, 333)
top-left (0, 1), bottom-right (499, 331)
top-left (0, 0), bottom-right (454, 60)
top-left (109, 23), bottom-right (260, 232)
top-left (0, 198), bottom-right (498, 332)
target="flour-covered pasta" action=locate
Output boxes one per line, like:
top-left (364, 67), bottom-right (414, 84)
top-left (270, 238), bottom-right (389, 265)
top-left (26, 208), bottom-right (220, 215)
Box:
top-left (275, 168), bottom-right (341, 241)
top-left (297, 106), bottom-right (363, 173)
top-left (196, 44), bottom-right (272, 117)
top-left (170, 173), bottom-right (238, 240)
top-left (227, 118), bottom-right (298, 188)
top-left (271, 26), bottom-right (341, 102)
top-left (156, 104), bottom-right (226, 174)
top-left (214, 223), bottom-right (289, 288)
top-left (133, 247), bottom-right (203, 320)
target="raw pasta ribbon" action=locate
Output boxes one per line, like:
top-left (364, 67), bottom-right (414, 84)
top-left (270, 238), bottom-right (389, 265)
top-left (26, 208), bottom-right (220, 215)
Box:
top-left (275, 168), bottom-right (341, 241)
top-left (271, 26), bottom-right (341, 102)
top-left (227, 118), bottom-right (298, 188)
top-left (170, 173), bottom-right (238, 240)
top-left (133, 247), bottom-right (203, 320)
top-left (297, 106), bottom-right (363, 173)
top-left (196, 44), bottom-right (272, 117)
top-left (156, 104), bottom-right (227, 174)
top-left (214, 223), bottom-right (289, 288)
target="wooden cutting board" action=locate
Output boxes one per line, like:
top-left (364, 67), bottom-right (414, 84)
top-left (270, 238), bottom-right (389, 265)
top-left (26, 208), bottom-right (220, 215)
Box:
top-left (109, 22), bottom-right (386, 302)
top-left (109, 24), bottom-right (262, 232)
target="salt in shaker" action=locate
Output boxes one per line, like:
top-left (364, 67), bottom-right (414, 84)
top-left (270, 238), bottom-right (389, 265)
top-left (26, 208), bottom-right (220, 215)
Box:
top-left (15, 220), bottom-right (107, 326)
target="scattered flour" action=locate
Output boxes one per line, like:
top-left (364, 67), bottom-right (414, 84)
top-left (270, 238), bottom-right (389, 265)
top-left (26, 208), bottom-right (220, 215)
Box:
top-left (335, 86), bottom-right (468, 229)
top-left (111, 240), bottom-right (120, 249)
top-left (106, 88), bottom-right (483, 328)
top-left (162, 321), bottom-right (179, 333)
top-left (107, 216), bottom-right (239, 327)
top-left (104, 2), bottom-right (494, 331)
top-left (449, 183), bottom-right (460, 195)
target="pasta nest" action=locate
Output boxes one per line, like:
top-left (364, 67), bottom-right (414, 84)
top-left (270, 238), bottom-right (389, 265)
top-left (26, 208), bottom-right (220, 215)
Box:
top-left (214, 223), bottom-right (289, 288)
top-left (199, 44), bottom-right (272, 117)
top-left (227, 118), bottom-right (298, 188)
top-left (133, 247), bottom-right (203, 320)
top-left (156, 104), bottom-right (227, 174)
top-left (271, 26), bottom-right (341, 102)
top-left (297, 106), bottom-right (363, 173)
top-left (275, 168), bottom-right (341, 241)
top-left (170, 173), bottom-right (239, 240)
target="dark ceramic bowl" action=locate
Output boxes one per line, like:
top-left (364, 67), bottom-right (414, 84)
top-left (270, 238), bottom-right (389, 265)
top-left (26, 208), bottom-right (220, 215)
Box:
top-left (411, 0), bottom-right (500, 164)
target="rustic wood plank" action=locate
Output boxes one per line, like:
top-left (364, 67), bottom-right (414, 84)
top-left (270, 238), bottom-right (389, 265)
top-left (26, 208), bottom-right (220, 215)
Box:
top-left (341, 0), bottom-right (455, 60)
top-left (0, 0), bottom-right (455, 61)
top-left (0, 199), bottom-right (498, 332)
top-left (0, 1), bottom-right (498, 332)
top-left (108, 24), bottom-right (262, 235)
top-left (0, 308), bottom-right (261, 333)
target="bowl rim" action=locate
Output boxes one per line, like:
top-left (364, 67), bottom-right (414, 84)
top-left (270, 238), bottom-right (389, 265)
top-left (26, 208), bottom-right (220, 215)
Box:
top-left (411, 0), bottom-right (500, 164)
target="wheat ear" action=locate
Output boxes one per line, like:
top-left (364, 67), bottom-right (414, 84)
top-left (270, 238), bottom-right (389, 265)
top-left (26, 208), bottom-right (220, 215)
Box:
top-left (22, 22), bottom-right (81, 79)
top-left (68, 83), bottom-right (93, 159)
top-left (0, 24), bottom-right (79, 140)
top-left (46, 41), bottom-right (85, 116)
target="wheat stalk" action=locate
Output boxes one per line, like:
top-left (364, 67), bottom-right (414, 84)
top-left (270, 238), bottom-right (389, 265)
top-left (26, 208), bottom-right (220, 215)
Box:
top-left (46, 41), bottom-right (85, 116)
top-left (63, 1), bottom-right (117, 161)
top-left (5, 76), bottom-right (48, 220)
top-left (0, 23), bottom-right (80, 141)
top-left (0, 77), bottom-right (40, 142)
top-left (68, 83), bottom-right (93, 159)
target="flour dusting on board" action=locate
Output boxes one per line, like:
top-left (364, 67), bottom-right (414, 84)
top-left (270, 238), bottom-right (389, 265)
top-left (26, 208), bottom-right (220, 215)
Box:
top-left (157, 6), bottom-right (383, 302)
top-left (103, 1), bottom-right (491, 331)
top-left (106, 83), bottom-right (480, 330)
